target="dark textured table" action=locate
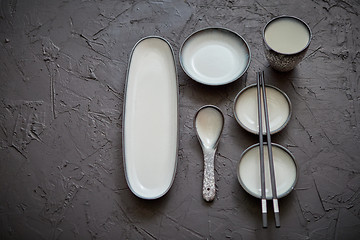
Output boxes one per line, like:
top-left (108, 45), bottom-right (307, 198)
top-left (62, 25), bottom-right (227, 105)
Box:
top-left (1, 0), bottom-right (359, 239)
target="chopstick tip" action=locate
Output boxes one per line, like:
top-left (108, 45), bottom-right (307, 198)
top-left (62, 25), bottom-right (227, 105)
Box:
top-left (275, 212), bottom-right (281, 228)
top-left (262, 213), bottom-right (268, 228)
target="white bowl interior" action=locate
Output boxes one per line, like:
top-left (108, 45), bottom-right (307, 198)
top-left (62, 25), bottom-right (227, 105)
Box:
top-left (181, 28), bottom-right (250, 85)
top-left (237, 144), bottom-right (297, 199)
top-left (234, 85), bottom-right (290, 134)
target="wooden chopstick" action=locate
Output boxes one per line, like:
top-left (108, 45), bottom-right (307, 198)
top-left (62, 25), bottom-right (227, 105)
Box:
top-left (256, 72), bottom-right (267, 228)
top-left (260, 71), bottom-right (281, 228)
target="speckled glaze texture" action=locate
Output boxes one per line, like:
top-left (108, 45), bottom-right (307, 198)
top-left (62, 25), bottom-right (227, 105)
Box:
top-left (264, 46), bottom-right (309, 72)
top-left (202, 148), bottom-right (216, 202)
top-left (1, 0), bottom-right (360, 239)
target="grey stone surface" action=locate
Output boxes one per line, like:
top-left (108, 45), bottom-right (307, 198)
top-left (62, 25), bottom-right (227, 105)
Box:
top-left (0, 0), bottom-right (359, 239)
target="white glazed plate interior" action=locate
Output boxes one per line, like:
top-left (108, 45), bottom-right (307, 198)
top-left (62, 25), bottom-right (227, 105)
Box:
top-left (180, 28), bottom-right (250, 85)
top-left (237, 144), bottom-right (297, 199)
top-left (124, 37), bottom-right (178, 199)
top-left (234, 84), bottom-right (291, 134)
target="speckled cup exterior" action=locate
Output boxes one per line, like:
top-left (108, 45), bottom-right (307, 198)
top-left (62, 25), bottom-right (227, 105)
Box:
top-left (263, 16), bottom-right (312, 72)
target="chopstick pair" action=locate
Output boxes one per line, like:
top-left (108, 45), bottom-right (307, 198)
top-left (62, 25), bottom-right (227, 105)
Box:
top-left (256, 71), bottom-right (280, 228)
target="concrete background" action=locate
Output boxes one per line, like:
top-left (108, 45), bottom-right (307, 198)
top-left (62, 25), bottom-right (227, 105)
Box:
top-left (1, 0), bottom-right (359, 239)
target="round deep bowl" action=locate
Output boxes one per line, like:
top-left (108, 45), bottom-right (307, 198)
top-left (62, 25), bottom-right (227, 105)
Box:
top-left (233, 83), bottom-right (292, 135)
top-left (180, 27), bottom-right (251, 86)
top-left (237, 143), bottom-right (298, 199)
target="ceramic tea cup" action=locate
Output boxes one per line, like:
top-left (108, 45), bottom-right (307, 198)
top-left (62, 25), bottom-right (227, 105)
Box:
top-left (263, 16), bottom-right (312, 72)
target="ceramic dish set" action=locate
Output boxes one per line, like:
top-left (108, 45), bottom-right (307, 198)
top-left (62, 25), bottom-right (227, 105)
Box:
top-left (123, 16), bottom-right (311, 227)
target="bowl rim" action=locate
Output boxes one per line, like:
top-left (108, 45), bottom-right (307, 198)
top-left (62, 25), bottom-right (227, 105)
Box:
top-left (263, 15), bottom-right (312, 56)
top-left (236, 142), bottom-right (298, 199)
top-left (179, 27), bottom-right (251, 86)
top-left (233, 83), bottom-right (292, 135)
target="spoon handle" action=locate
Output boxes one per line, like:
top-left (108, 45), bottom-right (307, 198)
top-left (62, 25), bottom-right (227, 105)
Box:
top-left (203, 148), bottom-right (216, 201)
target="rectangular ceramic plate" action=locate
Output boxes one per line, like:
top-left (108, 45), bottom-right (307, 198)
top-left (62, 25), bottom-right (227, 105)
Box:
top-left (123, 36), bottom-right (178, 199)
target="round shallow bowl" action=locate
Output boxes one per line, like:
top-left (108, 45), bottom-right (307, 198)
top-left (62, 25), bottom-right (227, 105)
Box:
top-left (180, 27), bottom-right (251, 86)
top-left (233, 83), bottom-right (291, 135)
top-left (237, 143), bottom-right (297, 199)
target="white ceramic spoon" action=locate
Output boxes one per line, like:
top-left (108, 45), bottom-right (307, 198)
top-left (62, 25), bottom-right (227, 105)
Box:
top-left (194, 105), bottom-right (224, 201)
